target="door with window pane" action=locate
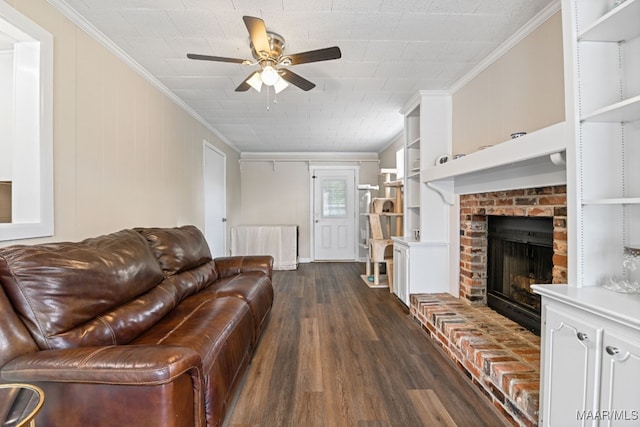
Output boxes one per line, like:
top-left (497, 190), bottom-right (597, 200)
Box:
top-left (312, 168), bottom-right (356, 261)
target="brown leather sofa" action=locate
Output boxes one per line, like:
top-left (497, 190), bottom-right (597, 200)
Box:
top-left (0, 225), bottom-right (274, 427)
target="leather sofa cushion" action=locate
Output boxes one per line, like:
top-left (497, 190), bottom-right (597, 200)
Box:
top-left (0, 230), bottom-right (164, 350)
top-left (134, 295), bottom-right (254, 426)
top-left (137, 226), bottom-right (214, 277)
top-left (204, 272), bottom-right (274, 345)
top-left (0, 289), bottom-right (38, 366)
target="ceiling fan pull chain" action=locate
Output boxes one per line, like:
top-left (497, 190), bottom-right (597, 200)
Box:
top-left (266, 85), bottom-right (270, 111)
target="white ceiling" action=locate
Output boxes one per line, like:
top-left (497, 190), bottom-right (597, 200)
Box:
top-left (55, 0), bottom-right (555, 153)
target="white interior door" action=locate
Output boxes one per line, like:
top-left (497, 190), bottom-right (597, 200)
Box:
top-left (312, 167), bottom-right (357, 261)
top-left (203, 142), bottom-right (226, 258)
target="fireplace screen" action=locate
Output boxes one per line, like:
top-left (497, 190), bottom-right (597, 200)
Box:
top-left (487, 216), bottom-right (553, 335)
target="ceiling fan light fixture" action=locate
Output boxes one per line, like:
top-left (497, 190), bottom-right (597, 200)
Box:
top-left (247, 72), bottom-right (263, 92)
top-left (273, 76), bottom-right (289, 94)
top-left (261, 65), bottom-right (279, 86)
top-left (187, 16), bottom-right (342, 94)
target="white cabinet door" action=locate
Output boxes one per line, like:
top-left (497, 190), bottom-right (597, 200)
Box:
top-left (542, 305), bottom-right (602, 427)
top-left (393, 243), bottom-right (408, 305)
top-left (599, 330), bottom-right (640, 427)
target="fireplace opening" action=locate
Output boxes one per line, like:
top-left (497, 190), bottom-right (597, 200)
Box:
top-left (487, 216), bottom-right (553, 335)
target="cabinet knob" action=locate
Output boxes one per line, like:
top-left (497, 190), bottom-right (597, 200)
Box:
top-left (576, 332), bottom-right (588, 341)
top-left (605, 346), bottom-right (619, 356)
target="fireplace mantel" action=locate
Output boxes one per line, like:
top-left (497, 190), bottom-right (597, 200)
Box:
top-left (422, 121), bottom-right (566, 202)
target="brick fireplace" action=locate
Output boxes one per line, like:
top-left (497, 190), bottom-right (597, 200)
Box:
top-left (459, 185), bottom-right (568, 306)
top-left (411, 185), bottom-right (567, 427)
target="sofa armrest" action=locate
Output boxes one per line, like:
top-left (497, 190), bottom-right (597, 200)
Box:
top-left (1, 345), bottom-right (202, 386)
top-left (214, 256), bottom-right (273, 279)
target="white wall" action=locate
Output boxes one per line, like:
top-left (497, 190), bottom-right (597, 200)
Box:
top-left (239, 155), bottom-right (379, 261)
top-left (0, 0), bottom-right (241, 247)
top-left (452, 12), bottom-right (565, 155)
top-left (0, 50), bottom-right (12, 180)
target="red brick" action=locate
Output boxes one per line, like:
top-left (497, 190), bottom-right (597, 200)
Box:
top-left (491, 361), bottom-right (535, 384)
top-left (512, 381), bottom-right (540, 421)
top-left (539, 196), bottom-right (566, 206)
top-left (554, 206), bottom-right (567, 216)
top-left (553, 253), bottom-right (568, 267)
top-left (552, 185), bottom-right (567, 194)
top-left (527, 207), bottom-right (554, 216)
top-left (515, 197), bottom-right (538, 206)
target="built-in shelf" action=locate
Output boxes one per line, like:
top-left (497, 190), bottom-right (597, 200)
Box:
top-left (578, 0), bottom-right (640, 42)
top-left (583, 197), bottom-right (640, 205)
top-left (422, 121), bottom-right (566, 197)
top-left (581, 95), bottom-right (640, 122)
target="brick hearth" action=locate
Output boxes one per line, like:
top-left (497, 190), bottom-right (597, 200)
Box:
top-left (411, 293), bottom-right (541, 427)
top-left (410, 185), bottom-right (567, 427)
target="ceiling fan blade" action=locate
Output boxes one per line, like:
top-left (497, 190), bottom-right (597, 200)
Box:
top-left (187, 53), bottom-right (248, 64)
top-left (243, 16), bottom-right (270, 57)
top-left (236, 71), bottom-right (261, 92)
top-left (280, 69), bottom-right (316, 91)
top-left (285, 46), bottom-right (342, 65)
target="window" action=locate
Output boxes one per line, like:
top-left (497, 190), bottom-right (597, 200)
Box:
top-left (0, 3), bottom-right (53, 241)
top-left (322, 179), bottom-right (347, 217)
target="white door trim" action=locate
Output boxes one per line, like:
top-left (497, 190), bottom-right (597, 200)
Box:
top-left (309, 165), bottom-right (360, 261)
top-left (203, 141), bottom-right (227, 257)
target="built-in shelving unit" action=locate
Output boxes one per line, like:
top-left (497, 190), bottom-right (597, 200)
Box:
top-left (564, 0), bottom-right (640, 288)
top-left (393, 92), bottom-right (453, 305)
top-left (403, 105), bottom-right (422, 235)
top-left (534, 4), bottom-right (640, 425)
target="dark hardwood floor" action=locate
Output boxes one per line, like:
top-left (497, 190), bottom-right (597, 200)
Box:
top-left (227, 262), bottom-right (509, 427)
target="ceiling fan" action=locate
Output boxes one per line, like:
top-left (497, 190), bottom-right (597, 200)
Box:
top-left (187, 16), bottom-right (342, 94)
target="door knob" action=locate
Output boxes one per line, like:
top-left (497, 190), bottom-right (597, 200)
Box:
top-left (605, 346), bottom-right (619, 356)
top-left (576, 332), bottom-right (588, 341)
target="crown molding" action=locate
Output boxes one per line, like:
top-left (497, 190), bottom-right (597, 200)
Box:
top-left (240, 152), bottom-right (379, 161)
top-left (449, 0), bottom-right (561, 94)
top-left (377, 131), bottom-right (404, 154)
top-left (46, 0), bottom-right (240, 153)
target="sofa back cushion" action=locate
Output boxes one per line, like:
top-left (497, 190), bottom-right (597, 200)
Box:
top-left (0, 230), bottom-right (165, 350)
top-left (136, 226), bottom-right (215, 278)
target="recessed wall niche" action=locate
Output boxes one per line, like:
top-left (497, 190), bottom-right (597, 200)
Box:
top-left (0, 2), bottom-right (53, 241)
top-left (0, 181), bottom-right (11, 223)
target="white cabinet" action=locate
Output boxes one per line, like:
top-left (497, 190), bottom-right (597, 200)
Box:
top-left (393, 242), bottom-right (408, 304)
top-left (563, 0), bottom-right (640, 287)
top-left (534, 285), bottom-right (640, 427)
top-left (536, 2), bottom-right (640, 424)
top-left (394, 92), bottom-right (455, 301)
top-left (541, 304), bottom-right (602, 426)
top-left (600, 330), bottom-right (640, 426)
top-left (392, 237), bottom-right (449, 305)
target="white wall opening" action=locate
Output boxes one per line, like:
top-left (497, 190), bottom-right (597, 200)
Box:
top-left (0, 2), bottom-right (53, 241)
